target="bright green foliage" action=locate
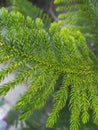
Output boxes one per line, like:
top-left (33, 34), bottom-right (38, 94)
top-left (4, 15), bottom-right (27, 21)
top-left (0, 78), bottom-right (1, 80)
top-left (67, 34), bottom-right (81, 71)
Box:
top-left (0, 7), bottom-right (98, 130)
top-left (54, 0), bottom-right (98, 56)
top-left (8, 0), bottom-right (51, 27)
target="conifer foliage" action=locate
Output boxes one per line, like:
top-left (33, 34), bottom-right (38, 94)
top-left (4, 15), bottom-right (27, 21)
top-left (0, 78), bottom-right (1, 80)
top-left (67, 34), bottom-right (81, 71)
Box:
top-left (0, 1), bottom-right (98, 130)
top-left (8, 0), bottom-right (50, 26)
top-left (54, 0), bottom-right (98, 55)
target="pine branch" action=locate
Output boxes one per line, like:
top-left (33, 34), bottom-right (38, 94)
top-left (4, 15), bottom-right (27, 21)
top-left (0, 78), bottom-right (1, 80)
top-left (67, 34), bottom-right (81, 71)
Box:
top-left (46, 74), bottom-right (70, 127)
top-left (8, 0), bottom-right (51, 28)
top-left (54, 0), bottom-right (98, 56)
top-left (0, 8), bottom-right (98, 130)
